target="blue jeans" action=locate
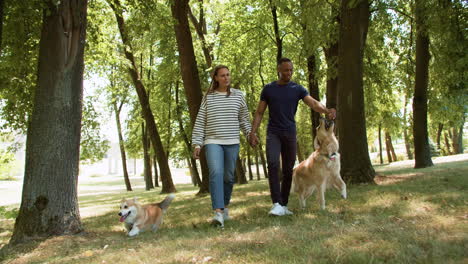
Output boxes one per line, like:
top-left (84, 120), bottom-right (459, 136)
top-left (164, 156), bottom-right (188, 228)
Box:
top-left (205, 144), bottom-right (240, 210)
top-left (266, 130), bottom-right (297, 206)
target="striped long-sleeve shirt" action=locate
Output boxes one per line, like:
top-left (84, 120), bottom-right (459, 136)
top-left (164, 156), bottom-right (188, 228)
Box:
top-left (192, 88), bottom-right (251, 147)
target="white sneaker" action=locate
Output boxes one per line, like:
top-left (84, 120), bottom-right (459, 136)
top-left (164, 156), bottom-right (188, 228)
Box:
top-left (283, 206), bottom-right (293, 215)
top-left (212, 212), bottom-right (224, 227)
top-left (269, 203), bottom-right (285, 216)
top-left (223, 208), bottom-right (230, 221)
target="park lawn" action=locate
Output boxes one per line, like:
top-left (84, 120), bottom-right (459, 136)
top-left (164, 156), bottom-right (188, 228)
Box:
top-left (0, 156), bottom-right (467, 264)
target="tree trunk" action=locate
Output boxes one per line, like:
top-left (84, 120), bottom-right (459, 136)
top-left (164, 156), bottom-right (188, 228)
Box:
top-left (235, 158), bottom-right (247, 184)
top-left (108, 0), bottom-right (176, 193)
top-left (247, 146), bottom-right (253, 181)
top-left (188, 0), bottom-right (213, 68)
top-left (385, 131), bottom-right (393, 163)
top-left (113, 101), bottom-right (132, 191)
top-left (11, 0), bottom-right (87, 244)
top-left (175, 81), bottom-right (202, 187)
top-left (386, 132), bottom-right (397, 162)
top-left (171, 0), bottom-right (209, 195)
top-left (451, 127), bottom-right (460, 154)
top-left (142, 122), bottom-right (154, 190)
top-left (412, 0), bottom-right (433, 168)
top-left (337, 0), bottom-right (375, 183)
top-left (323, 11), bottom-right (339, 110)
top-left (307, 54), bottom-right (321, 140)
top-left (258, 142), bottom-right (268, 179)
top-left (403, 93), bottom-right (414, 160)
top-left (255, 149), bottom-right (260, 180)
top-left (0, 0), bottom-right (4, 54)
top-left (269, 0), bottom-right (282, 62)
top-left (436, 123), bottom-right (443, 150)
top-left (153, 154), bottom-right (159, 187)
top-left (378, 123), bottom-right (383, 164)
top-left (444, 132), bottom-right (452, 155)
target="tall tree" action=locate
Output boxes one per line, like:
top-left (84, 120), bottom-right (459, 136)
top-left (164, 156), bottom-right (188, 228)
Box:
top-left (412, 0), bottom-right (433, 168)
top-left (108, 0), bottom-right (176, 193)
top-left (0, 0), bottom-right (4, 53)
top-left (337, 0), bottom-right (375, 183)
top-left (11, 0), bottom-right (88, 244)
top-left (113, 99), bottom-right (132, 191)
top-left (171, 0), bottom-right (209, 194)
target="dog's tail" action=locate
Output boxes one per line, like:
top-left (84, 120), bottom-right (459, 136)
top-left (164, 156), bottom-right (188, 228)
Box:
top-left (158, 193), bottom-right (175, 212)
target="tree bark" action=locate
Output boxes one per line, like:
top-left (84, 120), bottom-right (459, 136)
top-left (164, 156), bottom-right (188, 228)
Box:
top-left (188, 0), bottom-right (213, 68)
top-left (11, 0), bottom-right (87, 244)
top-left (307, 54), bottom-right (321, 140)
top-left (142, 122), bottom-right (154, 190)
top-left (153, 153), bottom-right (159, 187)
top-left (0, 0), bottom-right (4, 54)
top-left (337, 0), bottom-right (375, 183)
top-left (269, 0), bottom-right (282, 62)
top-left (235, 158), bottom-right (247, 184)
top-left (247, 145), bottom-right (253, 181)
top-left (451, 127), bottom-right (460, 154)
top-left (403, 94), bottom-right (414, 160)
top-left (171, 0), bottom-right (209, 194)
top-left (385, 131), bottom-right (397, 162)
top-left (175, 81), bottom-right (202, 187)
top-left (412, 0), bottom-right (433, 168)
top-left (323, 11), bottom-right (340, 110)
top-left (108, 0), bottom-right (176, 193)
top-left (444, 132), bottom-right (452, 155)
top-left (258, 142), bottom-right (268, 178)
top-left (113, 101), bottom-right (132, 191)
top-left (436, 123), bottom-right (443, 150)
top-left (385, 131), bottom-right (393, 163)
top-left (255, 149), bottom-right (260, 180)
top-left (378, 123), bottom-right (383, 164)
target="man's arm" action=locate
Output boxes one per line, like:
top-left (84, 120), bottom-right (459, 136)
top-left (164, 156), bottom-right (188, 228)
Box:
top-left (249, 100), bottom-right (267, 146)
top-left (303, 95), bottom-right (336, 119)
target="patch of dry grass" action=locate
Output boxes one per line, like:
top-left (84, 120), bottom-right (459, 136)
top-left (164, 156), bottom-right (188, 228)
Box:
top-left (1, 155), bottom-right (467, 263)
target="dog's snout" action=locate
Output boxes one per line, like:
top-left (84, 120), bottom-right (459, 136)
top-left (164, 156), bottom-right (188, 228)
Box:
top-left (118, 212), bottom-right (122, 216)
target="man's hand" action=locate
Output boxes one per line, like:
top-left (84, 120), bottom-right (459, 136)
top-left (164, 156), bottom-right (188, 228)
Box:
top-left (249, 132), bottom-right (259, 147)
top-left (327, 108), bottom-right (336, 120)
top-left (193, 147), bottom-right (201, 159)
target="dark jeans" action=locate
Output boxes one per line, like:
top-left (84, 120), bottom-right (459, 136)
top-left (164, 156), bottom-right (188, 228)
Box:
top-left (266, 129), bottom-right (297, 206)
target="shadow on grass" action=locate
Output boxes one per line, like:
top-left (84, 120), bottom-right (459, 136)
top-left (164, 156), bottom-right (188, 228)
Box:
top-left (1, 157), bottom-right (467, 263)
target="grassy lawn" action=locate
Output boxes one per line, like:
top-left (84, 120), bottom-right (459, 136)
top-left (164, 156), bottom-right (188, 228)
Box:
top-left (0, 156), bottom-right (467, 263)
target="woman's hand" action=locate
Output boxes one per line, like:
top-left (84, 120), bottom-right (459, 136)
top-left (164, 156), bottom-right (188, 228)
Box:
top-left (193, 147), bottom-right (201, 159)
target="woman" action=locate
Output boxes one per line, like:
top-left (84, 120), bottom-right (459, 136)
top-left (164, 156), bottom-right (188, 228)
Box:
top-left (192, 65), bottom-right (251, 227)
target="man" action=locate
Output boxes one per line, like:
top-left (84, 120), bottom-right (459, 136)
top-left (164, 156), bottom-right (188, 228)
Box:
top-left (249, 57), bottom-right (336, 216)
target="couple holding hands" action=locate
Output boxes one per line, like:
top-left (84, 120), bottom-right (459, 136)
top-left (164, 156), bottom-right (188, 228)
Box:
top-left (191, 58), bottom-right (336, 227)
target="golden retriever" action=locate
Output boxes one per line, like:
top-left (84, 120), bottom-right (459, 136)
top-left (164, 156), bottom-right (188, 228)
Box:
top-left (292, 118), bottom-right (346, 210)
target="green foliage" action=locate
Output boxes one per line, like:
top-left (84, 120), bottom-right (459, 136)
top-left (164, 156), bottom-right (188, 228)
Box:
top-left (0, 1), bottom-right (42, 132)
top-left (80, 97), bottom-right (110, 164)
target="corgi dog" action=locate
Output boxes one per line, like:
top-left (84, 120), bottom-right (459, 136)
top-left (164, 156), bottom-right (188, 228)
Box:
top-left (292, 118), bottom-right (346, 210)
top-left (118, 193), bottom-right (175, 236)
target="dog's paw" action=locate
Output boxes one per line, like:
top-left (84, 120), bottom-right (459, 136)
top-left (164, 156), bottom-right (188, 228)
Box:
top-left (128, 229), bottom-right (139, 237)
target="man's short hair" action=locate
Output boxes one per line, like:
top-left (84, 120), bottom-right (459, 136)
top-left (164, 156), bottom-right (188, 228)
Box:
top-left (277, 57), bottom-right (292, 66)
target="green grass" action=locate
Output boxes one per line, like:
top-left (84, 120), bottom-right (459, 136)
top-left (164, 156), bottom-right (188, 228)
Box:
top-left (1, 156), bottom-right (467, 264)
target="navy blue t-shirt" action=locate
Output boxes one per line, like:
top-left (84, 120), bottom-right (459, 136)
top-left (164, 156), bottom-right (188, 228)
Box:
top-left (260, 81), bottom-right (309, 133)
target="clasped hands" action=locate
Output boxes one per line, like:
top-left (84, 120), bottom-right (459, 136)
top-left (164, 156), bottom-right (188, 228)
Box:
top-left (248, 132), bottom-right (259, 147)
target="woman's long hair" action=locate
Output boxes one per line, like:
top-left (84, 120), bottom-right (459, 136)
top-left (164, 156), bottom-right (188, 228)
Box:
top-left (203, 65), bottom-right (231, 104)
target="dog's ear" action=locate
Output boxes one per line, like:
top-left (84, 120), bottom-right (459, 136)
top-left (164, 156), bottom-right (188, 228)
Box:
top-left (314, 137), bottom-right (320, 149)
